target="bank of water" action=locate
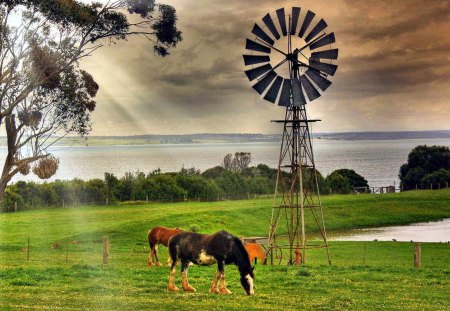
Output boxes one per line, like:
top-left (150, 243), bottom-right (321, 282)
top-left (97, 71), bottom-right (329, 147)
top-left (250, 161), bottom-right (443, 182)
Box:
top-left (330, 218), bottom-right (450, 242)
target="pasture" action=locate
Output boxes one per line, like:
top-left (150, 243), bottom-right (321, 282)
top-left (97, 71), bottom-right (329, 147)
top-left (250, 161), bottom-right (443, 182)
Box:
top-left (0, 189), bottom-right (449, 310)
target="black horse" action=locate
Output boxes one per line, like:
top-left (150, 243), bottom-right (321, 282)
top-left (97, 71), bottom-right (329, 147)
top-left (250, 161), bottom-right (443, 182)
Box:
top-left (167, 230), bottom-right (255, 295)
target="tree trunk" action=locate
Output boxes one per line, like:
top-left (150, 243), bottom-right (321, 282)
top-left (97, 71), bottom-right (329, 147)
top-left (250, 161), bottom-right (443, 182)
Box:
top-left (0, 115), bottom-right (18, 202)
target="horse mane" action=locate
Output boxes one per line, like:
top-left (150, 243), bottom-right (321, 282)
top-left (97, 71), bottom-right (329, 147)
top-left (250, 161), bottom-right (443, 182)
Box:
top-left (232, 237), bottom-right (252, 271)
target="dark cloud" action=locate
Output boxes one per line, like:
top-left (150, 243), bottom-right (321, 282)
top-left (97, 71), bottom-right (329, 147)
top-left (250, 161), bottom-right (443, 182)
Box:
top-left (80, 0), bottom-right (450, 135)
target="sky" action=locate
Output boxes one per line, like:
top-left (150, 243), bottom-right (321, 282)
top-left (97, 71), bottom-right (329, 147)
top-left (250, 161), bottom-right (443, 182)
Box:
top-left (80, 0), bottom-right (450, 135)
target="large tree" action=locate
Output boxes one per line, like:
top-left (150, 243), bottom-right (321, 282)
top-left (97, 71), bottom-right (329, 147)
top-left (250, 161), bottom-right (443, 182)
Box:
top-left (0, 0), bottom-right (182, 199)
top-left (399, 145), bottom-right (450, 190)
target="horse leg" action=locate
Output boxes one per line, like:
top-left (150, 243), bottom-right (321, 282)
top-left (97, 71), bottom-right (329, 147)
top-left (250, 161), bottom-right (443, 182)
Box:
top-left (181, 260), bottom-right (196, 292)
top-left (209, 271), bottom-right (221, 293)
top-left (217, 262), bottom-right (231, 294)
top-left (148, 242), bottom-right (155, 266)
top-left (166, 256), bottom-right (172, 267)
top-left (167, 261), bottom-right (179, 292)
top-left (154, 245), bottom-right (162, 267)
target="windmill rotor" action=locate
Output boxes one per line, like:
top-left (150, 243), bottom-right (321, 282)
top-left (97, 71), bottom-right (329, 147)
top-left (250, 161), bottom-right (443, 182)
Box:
top-left (243, 7), bottom-right (338, 106)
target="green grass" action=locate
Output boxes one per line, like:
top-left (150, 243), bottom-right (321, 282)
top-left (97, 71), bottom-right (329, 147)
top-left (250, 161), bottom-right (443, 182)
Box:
top-left (0, 189), bottom-right (449, 310)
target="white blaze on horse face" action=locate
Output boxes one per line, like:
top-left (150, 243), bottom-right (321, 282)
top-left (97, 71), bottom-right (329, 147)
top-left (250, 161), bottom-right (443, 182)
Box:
top-left (245, 274), bottom-right (254, 295)
top-left (197, 250), bottom-right (217, 265)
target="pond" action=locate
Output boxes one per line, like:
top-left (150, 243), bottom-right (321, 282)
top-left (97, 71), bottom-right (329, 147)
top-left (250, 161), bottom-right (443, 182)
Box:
top-left (330, 218), bottom-right (450, 243)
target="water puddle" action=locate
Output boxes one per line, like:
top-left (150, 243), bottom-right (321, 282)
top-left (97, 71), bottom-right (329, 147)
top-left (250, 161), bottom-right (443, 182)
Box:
top-left (330, 218), bottom-right (450, 242)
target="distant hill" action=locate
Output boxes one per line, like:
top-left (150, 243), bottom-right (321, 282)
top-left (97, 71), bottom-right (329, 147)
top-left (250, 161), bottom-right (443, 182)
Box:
top-left (314, 130), bottom-right (450, 141)
top-left (0, 131), bottom-right (448, 146)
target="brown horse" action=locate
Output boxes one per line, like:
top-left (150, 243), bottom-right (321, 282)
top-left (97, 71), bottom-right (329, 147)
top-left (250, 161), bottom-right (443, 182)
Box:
top-left (147, 226), bottom-right (183, 266)
top-left (244, 243), bottom-right (266, 265)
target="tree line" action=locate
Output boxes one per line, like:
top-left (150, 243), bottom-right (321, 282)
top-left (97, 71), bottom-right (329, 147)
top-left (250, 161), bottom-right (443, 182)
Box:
top-left (2, 152), bottom-right (371, 212)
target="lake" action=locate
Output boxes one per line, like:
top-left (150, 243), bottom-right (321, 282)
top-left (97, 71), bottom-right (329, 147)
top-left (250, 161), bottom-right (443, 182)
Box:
top-left (3, 138), bottom-right (450, 187)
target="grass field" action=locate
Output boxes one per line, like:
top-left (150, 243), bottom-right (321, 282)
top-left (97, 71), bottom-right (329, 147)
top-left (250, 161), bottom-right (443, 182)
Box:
top-left (0, 189), bottom-right (449, 310)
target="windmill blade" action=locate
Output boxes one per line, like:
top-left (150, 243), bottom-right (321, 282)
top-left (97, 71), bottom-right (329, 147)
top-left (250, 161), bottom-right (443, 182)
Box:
top-left (309, 60), bottom-right (338, 76)
top-left (299, 10), bottom-right (315, 38)
top-left (264, 76), bottom-right (283, 103)
top-left (276, 8), bottom-right (287, 36)
top-left (252, 24), bottom-right (275, 46)
top-left (291, 78), bottom-right (307, 106)
top-left (311, 49), bottom-right (338, 60)
top-left (290, 7), bottom-right (301, 35)
top-left (305, 19), bottom-right (327, 43)
top-left (300, 75), bottom-right (321, 101)
top-left (245, 38), bottom-right (271, 54)
top-left (262, 13), bottom-right (280, 40)
top-left (252, 71), bottom-right (277, 95)
top-left (305, 69), bottom-right (332, 91)
top-left (245, 64), bottom-right (272, 81)
top-left (243, 54), bottom-right (270, 66)
top-left (278, 79), bottom-right (292, 106)
top-left (309, 32), bottom-right (335, 50)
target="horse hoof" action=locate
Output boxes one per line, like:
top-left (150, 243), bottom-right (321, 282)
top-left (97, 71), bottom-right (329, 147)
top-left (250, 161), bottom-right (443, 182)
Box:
top-left (219, 288), bottom-right (232, 295)
top-left (183, 286), bottom-right (197, 293)
top-left (209, 288), bottom-right (220, 294)
top-left (148, 262), bottom-right (154, 267)
top-left (156, 262), bottom-right (163, 267)
top-left (167, 285), bottom-right (180, 292)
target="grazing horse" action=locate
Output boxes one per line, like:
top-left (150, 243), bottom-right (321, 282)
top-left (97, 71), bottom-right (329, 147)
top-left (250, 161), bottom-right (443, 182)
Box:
top-left (147, 226), bottom-right (183, 266)
top-left (167, 230), bottom-right (255, 295)
top-left (244, 243), bottom-right (267, 265)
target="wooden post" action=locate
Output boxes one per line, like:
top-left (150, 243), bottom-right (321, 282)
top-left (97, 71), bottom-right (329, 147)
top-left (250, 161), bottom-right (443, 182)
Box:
top-left (106, 198), bottom-right (108, 206)
top-left (62, 199), bottom-right (65, 208)
top-left (14, 202), bottom-right (18, 212)
top-left (414, 243), bottom-right (421, 268)
top-left (27, 237), bottom-right (30, 262)
top-left (146, 195), bottom-right (148, 203)
top-left (415, 184), bottom-right (418, 190)
top-left (430, 183), bottom-right (433, 190)
top-left (103, 236), bottom-right (109, 265)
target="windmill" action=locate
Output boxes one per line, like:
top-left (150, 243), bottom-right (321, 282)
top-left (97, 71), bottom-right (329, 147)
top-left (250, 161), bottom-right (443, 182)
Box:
top-left (243, 7), bottom-right (338, 265)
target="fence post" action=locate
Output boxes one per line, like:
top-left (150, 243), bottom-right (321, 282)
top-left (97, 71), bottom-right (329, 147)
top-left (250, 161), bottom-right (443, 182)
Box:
top-left (414, 243), bottom-right (421, 268)
top-left (14, 202), bottom-right (18, 212)
top-left (103, 236), bottom-right (109, 265)
top-left (106, 198), bottom-right (108, 206)
top-left (415, 184), bottom-right (418, 190)
top-left (62, 200), bottom-right (65, 208)
top-left (146, 195), bottom-right (148, 203)
top-left (430, 183), bottom-right (433, 190)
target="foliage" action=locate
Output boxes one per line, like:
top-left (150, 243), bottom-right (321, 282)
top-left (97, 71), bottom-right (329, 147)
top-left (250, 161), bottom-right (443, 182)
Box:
top-left (0, 0), bottom-right (182, 198)
top-left (325, 172), bottom-right (353, 194)
top-left (399, 145), bottom-right (450, 190)
top-left (2, 160), bottom-right (372, 210)
top-left (223, 152), bottom-right (252, 172)
top-left (324, 169), bottom-right (368, 194)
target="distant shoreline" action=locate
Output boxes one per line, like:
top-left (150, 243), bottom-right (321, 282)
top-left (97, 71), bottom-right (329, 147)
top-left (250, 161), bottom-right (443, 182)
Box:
top-left (0, 130), bottom-right (449, 147)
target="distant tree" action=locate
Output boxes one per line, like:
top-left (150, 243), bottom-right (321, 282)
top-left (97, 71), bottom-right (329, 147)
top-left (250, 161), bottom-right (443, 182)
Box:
top-left (0, 0), bottom-right (182, 200)
top-left (222, 152), bottom-right (252, 172)
top-left (331, 169), bottom-right (369, 189)
top-left (420, 168), bottom-right (450, 189)
top-left (399, 145), bottom-right (450, 190)
top-left (325, 172), bottom-right (353, 194)
top-left (202, 166), bottom-right (226, 179)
